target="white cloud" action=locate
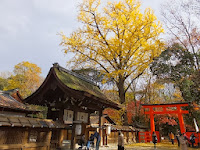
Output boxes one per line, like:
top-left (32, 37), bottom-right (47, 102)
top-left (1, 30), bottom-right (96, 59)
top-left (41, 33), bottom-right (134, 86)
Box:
top-left (0, 0), bottom-right (167, 77)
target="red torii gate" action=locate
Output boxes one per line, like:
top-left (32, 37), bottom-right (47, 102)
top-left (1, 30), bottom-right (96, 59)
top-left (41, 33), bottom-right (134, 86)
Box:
top-left (142, 102), bottom-right (189, 134)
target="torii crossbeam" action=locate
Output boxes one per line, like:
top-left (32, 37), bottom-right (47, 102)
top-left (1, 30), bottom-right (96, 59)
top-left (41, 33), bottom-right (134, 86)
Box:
top-left (142, 102), bottom-right (189, 134)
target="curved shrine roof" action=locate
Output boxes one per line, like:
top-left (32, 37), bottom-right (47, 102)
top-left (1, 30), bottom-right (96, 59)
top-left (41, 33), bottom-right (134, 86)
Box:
top-left (25, 63), bottom-right (121, 110)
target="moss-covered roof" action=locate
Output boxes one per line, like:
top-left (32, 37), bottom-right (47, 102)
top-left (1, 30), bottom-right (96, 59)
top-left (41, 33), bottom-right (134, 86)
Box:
top-left (54, 67), bottom-right (107, 100)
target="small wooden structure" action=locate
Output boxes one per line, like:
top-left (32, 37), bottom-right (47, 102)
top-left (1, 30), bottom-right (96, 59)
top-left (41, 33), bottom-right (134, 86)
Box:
top-left (0, 115), bottom-right (65, 150)
top-left (89, 114), bottom-right (135, 146)
top-left (25, 63), bottom-right (120, 149)
top-left (0, 89), bottom-right (63, 150)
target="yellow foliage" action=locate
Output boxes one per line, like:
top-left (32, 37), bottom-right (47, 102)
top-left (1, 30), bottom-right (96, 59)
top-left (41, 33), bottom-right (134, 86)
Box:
top-left (4, 61), bottom-right (42, 98)
top-left (173, 89), bottom-right (184, 101)
top-left (60, 0), bottom-right (164, 84)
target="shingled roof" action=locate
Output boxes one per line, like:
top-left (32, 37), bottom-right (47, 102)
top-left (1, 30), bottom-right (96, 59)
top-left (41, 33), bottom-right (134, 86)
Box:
top-left (0, 115), bottom-right (65, 129)
top-left (0, 89), bottom-right (37, 113)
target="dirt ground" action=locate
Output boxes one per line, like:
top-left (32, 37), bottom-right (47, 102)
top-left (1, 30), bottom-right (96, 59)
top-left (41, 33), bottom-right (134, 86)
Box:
top-left (124, 143), bottom-right (200, 150)
top-left (99, 143), bottom-right (200, 150)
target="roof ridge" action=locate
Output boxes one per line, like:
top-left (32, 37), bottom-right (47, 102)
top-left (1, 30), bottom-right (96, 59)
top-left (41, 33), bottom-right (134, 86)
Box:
top-left (53, 63), bottom-right (98, 87)
top-left (2, 89), bottom-right (19, 94)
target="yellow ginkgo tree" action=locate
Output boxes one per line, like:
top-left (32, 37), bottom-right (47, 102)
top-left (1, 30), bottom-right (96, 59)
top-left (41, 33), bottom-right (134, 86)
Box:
top-left (60, 0), bottom-right (164, 124)
top-left (4, 61), bottom-right (42, 98)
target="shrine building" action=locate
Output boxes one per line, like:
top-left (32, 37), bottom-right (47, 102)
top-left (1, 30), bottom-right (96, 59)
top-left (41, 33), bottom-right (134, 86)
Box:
top-left (25, 63), bottom-right (121, 149)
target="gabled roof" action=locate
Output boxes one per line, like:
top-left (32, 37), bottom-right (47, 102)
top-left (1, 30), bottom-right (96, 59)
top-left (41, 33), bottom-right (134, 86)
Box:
top-left (0, 89), bottom-right (36, 113)
top-left (25, 63), bottom-right (121, 110)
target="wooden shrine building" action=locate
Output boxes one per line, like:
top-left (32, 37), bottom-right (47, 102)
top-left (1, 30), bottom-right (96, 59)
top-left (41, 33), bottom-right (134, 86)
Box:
top-left (25, 63), bottom-right (121, 149)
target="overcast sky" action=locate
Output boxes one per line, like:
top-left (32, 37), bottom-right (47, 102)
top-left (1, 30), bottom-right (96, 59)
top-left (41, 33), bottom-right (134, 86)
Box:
top-left (0, 0), bottom-right (167, 77)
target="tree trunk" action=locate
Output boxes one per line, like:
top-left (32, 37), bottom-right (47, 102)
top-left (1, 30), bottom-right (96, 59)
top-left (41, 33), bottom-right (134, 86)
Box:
top-left (117, 76), bottom-right (128, 125)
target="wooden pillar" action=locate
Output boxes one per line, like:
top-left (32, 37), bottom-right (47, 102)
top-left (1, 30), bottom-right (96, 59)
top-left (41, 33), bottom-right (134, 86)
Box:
top-left (177, 106), bottom-right (185, 133)
top-left (106, 131), bottom-right (107, 145)
top-left (99, 110), bottom-right (102, 146)
top-left (71, 108), bottom-right (77, 150)
top-left (86, 112), bottom-right (90, 140)
top-left (46, 130), bottom-right (52, 150)
top-left (22, 128), bottom-right (29, 150)
top-left (58, 108), bottom-right (65, 148)
top-left (58, 129), bottom-right (66, 147)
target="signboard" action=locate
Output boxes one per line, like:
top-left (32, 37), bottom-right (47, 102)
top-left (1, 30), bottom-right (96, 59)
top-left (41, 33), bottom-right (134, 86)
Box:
top-left (63, 110), bottom-right (74, 124)
top-left (77, 112), bottom-right (88, 123)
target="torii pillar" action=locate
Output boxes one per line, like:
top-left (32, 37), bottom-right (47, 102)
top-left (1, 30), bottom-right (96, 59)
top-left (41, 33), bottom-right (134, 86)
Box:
top-left (149, 107), bottom-right (155, 133)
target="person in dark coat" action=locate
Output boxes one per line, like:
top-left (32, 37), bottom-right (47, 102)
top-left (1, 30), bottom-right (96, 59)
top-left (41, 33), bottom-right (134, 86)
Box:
top-left (94, 130), bottom-right (101, 150)
top-left (190, 133), bottom-right (196, 148)
top-left (152, 131), bottom-right (158, 149)
top-left (176, 132), bottom-right (180, 147)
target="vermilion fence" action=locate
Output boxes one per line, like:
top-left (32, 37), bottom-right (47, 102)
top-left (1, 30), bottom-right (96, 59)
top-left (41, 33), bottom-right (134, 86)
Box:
top-left (139, 131), bottom-right (160, 143)
top-left (185, 132), bottom-right (200, 146)
top-left (139, 131), bottom-right (200, 145)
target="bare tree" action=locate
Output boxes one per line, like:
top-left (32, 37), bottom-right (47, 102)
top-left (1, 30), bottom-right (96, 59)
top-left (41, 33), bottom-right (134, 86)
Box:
top-left (161, 0), bottom-right (200, 70)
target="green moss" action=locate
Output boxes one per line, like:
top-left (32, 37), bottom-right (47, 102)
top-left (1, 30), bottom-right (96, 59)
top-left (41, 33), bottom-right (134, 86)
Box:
top-left (54, 68), bottom-right (106, 99)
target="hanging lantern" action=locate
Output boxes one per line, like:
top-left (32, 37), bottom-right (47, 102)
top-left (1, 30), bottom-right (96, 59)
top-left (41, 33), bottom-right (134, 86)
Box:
top-left (106, 125), bottom-right (111, 135)
top-left (75, 124), bottom-right (82, 135)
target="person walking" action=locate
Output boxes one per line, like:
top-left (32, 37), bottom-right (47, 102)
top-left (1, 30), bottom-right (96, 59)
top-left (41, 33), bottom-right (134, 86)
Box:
top-left (190, 133), bottom-right (196, 148)
top-left (118, 131), bottom-right (124, 150)
top-left (170, 132), bottom-right (175, 144)
top-left (179, 133), bottom-right (188, 150)
top-left (152, 131), bottom-right (158, 149)
top-left (176, 132), bottom-right (180, 147)
top-left (94, 130), bottom-right (101, 150)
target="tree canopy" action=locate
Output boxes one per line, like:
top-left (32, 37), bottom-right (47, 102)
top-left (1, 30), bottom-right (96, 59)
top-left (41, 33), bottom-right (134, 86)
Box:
top-left (4, 61), bottom-right (42, 98)
top-left (150, 43), bottom-right (200, 103)
top-left (0, 77), bottom-right (8, 90)
top-left (60, 0), bottom-right (164, 124)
